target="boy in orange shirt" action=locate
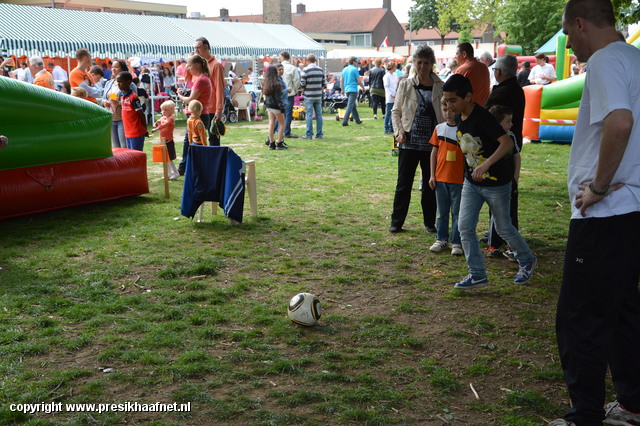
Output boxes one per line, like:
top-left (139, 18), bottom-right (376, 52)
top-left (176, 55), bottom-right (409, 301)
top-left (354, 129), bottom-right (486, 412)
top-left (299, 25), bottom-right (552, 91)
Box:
top-left (428, 98), bottom-right (465, 256)
top-left (187, 100), bottom-right (207, 146)
top-left (69, 48), bottom-right (99, 103)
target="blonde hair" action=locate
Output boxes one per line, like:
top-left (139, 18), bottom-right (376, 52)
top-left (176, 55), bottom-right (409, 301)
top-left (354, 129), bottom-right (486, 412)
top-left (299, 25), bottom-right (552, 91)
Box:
top-left (374, 58), bottom-right (383, 67)
top-left (386, 62), bottom-right (396, 71)
top-left (161, 100), bottom-right (175, 115)
top-left (71, 87), bottom-right (87, 99)
top-left (189, 99), bottom-right (203, 116)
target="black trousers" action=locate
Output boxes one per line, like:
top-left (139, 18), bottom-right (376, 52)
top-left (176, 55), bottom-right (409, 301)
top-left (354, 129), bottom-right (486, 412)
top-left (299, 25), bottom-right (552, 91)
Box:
top-left (371, 94), bottom-right (386, 116)
top-left (488, 179), bottom-right (518, 248)
top-left (557, 212), bottom-right (640, 424)
top-left (390, 148), bottom-right (436, 229)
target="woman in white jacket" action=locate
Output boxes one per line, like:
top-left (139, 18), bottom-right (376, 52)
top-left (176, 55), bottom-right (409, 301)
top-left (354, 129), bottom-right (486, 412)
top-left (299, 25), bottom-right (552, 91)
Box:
top-left (383, 62), bottom-right (399, 134)
top-left (388, 46), bottom-right (445, 234)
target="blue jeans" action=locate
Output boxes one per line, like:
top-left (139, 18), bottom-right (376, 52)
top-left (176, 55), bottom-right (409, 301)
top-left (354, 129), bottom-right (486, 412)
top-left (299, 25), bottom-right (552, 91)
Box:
top-left (111, 120), bottom-right (126, 148)
top-left (342, 92), bottom-right (360, 125)
top-left (126, 135), bottom-right (146, 151)
top-left (384, 102), bottom-right (394, 132)
top-left (458, 179), bottom-right (535, 278)
top-left (285, 95), bottom-right (295, 136)
top-left (304, 97), bottom-right (323, 138)
top-left (435, 182), bottom-right (463, 245)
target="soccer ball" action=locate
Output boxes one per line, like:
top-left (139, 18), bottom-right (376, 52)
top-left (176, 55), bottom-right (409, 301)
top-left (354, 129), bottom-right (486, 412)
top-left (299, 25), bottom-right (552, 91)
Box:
top-left (287, 293), bottom-right (321, 326)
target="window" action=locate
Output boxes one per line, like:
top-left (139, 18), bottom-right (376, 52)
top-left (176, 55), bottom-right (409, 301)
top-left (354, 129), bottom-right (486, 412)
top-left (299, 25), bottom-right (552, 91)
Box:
top-left (350, 33), bottom-right (372, 47)
top-left (427, 40), bottom-right (435, 46)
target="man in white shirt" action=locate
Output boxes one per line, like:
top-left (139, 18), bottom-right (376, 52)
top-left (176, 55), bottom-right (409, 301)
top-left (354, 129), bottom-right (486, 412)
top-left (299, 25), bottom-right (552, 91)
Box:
top-left (479, 51), bottom-right (498, 88)
top-left (528, 53), bottom-right (556, 85)
top-left (49, 62), bottom-right (68, 91)
top-left (279, 51), bottom-right (301, 138)
top-left (552, 0), bottom-right (640, 424)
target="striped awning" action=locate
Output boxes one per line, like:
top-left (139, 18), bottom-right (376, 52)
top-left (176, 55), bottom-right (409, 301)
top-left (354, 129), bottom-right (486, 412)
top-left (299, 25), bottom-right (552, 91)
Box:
top-left (0, 3), bottom-right (325, 60)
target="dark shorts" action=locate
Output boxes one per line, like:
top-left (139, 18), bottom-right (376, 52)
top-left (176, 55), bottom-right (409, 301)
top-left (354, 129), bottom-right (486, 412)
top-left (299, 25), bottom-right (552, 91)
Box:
top-left (165, 140), bottom-right (177, 161)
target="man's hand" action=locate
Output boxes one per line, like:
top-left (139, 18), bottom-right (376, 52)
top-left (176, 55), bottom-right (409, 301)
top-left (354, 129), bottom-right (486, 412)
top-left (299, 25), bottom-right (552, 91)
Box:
top-left (471, 163), bottom-right (489, 182)
top-left (214, 112), bottom-right (221, 121)
top-left (575, 182), bottom-right (624, 217)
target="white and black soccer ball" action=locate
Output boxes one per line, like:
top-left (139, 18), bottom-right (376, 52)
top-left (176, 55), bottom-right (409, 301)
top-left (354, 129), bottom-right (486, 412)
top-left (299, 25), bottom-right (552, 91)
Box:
top-left (287, 293), bottom-right (321, 326)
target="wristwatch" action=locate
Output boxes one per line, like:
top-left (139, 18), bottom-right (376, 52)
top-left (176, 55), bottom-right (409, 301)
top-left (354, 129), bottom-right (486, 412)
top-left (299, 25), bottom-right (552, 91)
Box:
top-left (589, 181), bottom-right (609, 196)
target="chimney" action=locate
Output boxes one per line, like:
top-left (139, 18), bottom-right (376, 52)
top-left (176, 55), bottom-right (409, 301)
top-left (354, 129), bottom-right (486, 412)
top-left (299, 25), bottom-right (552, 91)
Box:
top-left (263, 0), bottom-right (292, 25)
top-left (296, 3), bottom-right (305, 15)
top-left (383, 0), bottom-right (391, 10)
top-left (220, 8), bottom-right (229, 19)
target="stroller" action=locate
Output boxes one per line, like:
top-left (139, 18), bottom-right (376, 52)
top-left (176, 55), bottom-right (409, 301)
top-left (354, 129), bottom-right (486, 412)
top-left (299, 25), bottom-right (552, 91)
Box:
top-left (221, 96), bottom-right (238, 123)
top-left (323, 93), bottom-right (348, 114)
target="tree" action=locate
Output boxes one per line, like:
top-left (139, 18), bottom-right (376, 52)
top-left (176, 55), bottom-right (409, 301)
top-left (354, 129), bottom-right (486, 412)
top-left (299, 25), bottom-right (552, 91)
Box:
top-left (457, 28), bottom-right (473, 44)
top-left (612, 0), bottom-right (640, 26)
top-left (494, 0), bottom-right (566, 55)
top-left (408, 0), bottom-right (471, 48)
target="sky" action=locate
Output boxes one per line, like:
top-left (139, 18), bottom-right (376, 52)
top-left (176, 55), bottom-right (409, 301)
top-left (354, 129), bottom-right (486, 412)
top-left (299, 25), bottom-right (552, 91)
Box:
top-left (141, 0), bottom-right (415, 23)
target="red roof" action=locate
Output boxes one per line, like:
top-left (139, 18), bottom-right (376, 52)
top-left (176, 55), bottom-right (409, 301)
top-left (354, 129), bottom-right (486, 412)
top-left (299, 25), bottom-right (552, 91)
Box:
top-left (401, 23), bottom-right (488, 41)
top-left (204, 8), bottom-right (389, 33)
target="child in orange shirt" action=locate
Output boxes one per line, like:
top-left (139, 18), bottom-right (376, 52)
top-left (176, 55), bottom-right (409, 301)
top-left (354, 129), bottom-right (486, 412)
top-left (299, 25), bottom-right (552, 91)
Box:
top-left (428, 98), bottom-right (465, 256)
top-left (187, 100), bottom-right (207, 146)
top-left (151, 100), bottom-right (179, 180)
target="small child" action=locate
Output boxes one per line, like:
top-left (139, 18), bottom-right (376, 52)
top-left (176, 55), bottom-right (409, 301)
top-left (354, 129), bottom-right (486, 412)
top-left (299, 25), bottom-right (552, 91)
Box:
top-left (70, 86), bottom-right (87, 99)
top-left (187, 100), bottom-right (207, 146)
top-left (428, 98), bottom-right (465, 256)
top-left (487, 105), bottom-right (522, 261)
top-left (117, 71), bottom-right (148, 151)
top-left (151, 100), bottom-right (179, 180)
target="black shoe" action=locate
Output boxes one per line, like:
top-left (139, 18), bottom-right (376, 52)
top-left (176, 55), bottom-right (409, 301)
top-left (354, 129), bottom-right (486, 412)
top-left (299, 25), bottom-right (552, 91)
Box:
top-left (286, 134), bottom-right (299, 139)
top-left (356, 121), bottom-right (363, 125)
top-left (425, 225), bottom-right (437, 233)
top-left (479, 236), bottom-right (489, 244)
top-left (265, 138), bottom-right (270, 146)
top-left (269, 142), bottom-right (276, 150)
top-left (178, 169), bottom-right (185, 176)
top-left (276, 141), bottom-right (288, 150)
top-left (342, 123), bottom-right (348, 126)
top-left (388, 226), bottom-right (403, 233)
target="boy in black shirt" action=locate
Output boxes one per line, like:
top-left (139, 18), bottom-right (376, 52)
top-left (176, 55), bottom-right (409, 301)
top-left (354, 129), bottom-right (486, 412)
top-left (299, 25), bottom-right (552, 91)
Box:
top-left (442, 74), bottom-right (536, 289)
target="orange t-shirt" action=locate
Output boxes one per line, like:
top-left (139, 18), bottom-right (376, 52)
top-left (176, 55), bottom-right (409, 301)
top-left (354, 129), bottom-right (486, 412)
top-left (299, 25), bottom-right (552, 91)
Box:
top-left (69, 67), bottom-right (96, 103)
top-left (429, 122), bottom-right (465, 185)
top-left (455, 58), bottom-right (490, 106)
top-left (33, 70), bottom-right (55, 90)
top-left (187, 116), bottom-right (207, 145)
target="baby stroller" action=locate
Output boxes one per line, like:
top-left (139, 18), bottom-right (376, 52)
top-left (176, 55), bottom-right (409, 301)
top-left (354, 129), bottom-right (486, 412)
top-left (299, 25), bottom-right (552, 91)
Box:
top-left (221, 96), bottom-right (238, 123)
top-left (323, 93), bottom-right (348, 114)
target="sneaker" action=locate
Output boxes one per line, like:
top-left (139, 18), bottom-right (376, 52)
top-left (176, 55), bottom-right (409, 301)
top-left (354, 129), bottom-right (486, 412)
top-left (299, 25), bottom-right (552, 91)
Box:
top-left (454, 275), bottom-right (489, 290)
top-left (374, 114), bottom-right (378, 119)
top-left (265, 138), bottom-right (270, 146)
top-left (315, 135), bottom-right (324, 139)
top-left (548, 420), bottom-right (575, 426)
top-left (276, 142), bottom-right (288, 150)
top-left (169, 174), bottom-right (179, 181)
top-left (269, 142), bottom-right (276, 150)
top-left (604, 401), bottom-right (640, 425)
top-left (503, 248), bottom-right (517, 262)
top-left (514, 257), bottom-right (537, 285)
top-left (430, 240), bottom-right (448, 253)
top-left (451, 244), bottom-right (463, 256)
top-left (487, 246), bottom-right (502, 257)
top-left (388, 225), bottom-right (403, 233)
top-left (425, 225), bottom-right (437, 233)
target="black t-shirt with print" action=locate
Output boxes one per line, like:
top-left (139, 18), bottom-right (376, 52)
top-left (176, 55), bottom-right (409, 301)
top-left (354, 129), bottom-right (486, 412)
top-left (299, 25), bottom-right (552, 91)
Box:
top-left (455, 103), bottom-right (510, 186)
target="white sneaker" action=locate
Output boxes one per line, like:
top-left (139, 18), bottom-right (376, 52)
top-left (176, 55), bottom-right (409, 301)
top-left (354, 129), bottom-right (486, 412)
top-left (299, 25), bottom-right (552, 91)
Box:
top-left (430, 240), bottom-right (448, 253)
top-left (451, 244), bottom-right (463, 256)
top-left (169, 173), bottom-right (179, 181)
top-left (604, 401), bottom-right (640, 425)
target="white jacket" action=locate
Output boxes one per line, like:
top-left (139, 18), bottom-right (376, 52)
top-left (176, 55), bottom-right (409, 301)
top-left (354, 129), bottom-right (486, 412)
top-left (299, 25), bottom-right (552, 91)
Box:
top-left (391, 73), bottom-right (444, 137)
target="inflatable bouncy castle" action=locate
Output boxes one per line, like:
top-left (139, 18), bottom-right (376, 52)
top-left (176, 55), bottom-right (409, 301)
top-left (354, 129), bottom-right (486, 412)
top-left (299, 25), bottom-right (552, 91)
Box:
top-left (0, 78), bottom-right (148, 220)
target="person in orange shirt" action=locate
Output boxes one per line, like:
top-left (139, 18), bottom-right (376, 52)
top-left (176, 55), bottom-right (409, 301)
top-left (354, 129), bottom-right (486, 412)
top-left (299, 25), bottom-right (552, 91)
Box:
top-left (69, 48), bottom-right (100, 103)
top-left (187, 37), bottom-right (225, 146)
top-left (454, 43), bottom-right (490, 106)
top-left (29, 56), bottom-right (55, 90)
top-left (186, 100), bottom-right (207, 146)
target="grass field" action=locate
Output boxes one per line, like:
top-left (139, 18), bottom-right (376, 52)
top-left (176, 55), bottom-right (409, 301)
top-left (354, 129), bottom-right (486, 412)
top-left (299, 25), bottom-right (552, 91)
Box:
top-left (0, 106), bottom-right (585, 425)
